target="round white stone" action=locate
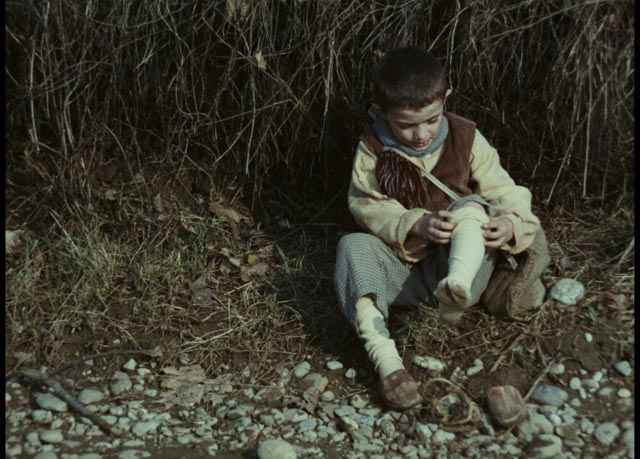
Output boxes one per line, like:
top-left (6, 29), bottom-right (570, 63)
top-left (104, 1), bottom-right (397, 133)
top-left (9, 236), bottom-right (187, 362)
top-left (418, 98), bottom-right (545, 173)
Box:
top-left (326, 361), bottom-right (343, 371)
top-left (39, 429), bottom-right (64, 444)
top-left (257, 439), bottom-right (297, 459)
top-left (123, 359), bottom-right (137, 371)
top-left (617, 388), bottom-right (632, 398)
top-left (614, 361), bottom-right (633, 377)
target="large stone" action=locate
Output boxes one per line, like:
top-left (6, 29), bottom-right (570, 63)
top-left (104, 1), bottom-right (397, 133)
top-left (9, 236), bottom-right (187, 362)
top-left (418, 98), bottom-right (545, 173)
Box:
top-left (593, 422), bottom-right (621, 445)
top-left (36, 393), bottom-right (68, 412)
top-left (486, 385), bottom-right (527, 428)
top-left (549, 278), bottom-right (585, 305)
top-left (531, 385), bottom-right (569, 407)
top-left (257, 439), bottom-right (297, 459)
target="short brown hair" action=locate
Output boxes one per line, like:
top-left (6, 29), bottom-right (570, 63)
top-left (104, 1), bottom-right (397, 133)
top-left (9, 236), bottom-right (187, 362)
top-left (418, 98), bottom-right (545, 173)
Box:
top-left (372, 47), bottom-right (447, 113)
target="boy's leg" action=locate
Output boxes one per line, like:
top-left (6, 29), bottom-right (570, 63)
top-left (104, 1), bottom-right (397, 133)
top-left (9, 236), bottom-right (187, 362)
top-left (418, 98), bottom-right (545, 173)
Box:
top-left (334, 233), bottom-right (429, 409)
top-left (334, 232), bottom-right (433, 327)
top-left (434, 203), bottom-right (489, 323)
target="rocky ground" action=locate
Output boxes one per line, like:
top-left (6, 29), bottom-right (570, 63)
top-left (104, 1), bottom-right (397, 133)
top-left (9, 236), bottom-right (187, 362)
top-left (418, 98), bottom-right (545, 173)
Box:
top-left (5, 344), bottom-right (635, 459)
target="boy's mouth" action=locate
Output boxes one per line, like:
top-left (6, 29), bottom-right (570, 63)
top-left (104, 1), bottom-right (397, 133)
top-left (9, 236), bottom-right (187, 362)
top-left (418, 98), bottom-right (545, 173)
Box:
top-left (413, 140), bottom-right (430, 149)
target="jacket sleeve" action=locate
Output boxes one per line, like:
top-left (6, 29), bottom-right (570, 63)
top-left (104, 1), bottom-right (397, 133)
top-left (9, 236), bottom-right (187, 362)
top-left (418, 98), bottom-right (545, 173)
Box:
top-left (348, 141), bottom-right (431, 262)
top-left (470, 130), bottom-right (541, 254)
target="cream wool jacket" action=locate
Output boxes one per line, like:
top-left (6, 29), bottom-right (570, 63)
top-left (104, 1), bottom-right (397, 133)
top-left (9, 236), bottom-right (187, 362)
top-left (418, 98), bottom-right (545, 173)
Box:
top-left (348, 129), bottom-right (541, 263)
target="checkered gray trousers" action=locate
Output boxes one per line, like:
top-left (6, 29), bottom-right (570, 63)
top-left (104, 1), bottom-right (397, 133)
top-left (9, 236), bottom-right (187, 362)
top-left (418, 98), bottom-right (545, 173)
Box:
top-left (334, 232), bottom-right (497, 329)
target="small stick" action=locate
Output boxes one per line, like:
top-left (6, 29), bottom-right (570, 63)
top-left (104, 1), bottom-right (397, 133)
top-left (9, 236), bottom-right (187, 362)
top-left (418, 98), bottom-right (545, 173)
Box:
top-left (50, 348), bottom-right (163, 377)
top-left (21, 368), bottom-right (118, 436)
top-left (523, 357), bottom-right (569, 403)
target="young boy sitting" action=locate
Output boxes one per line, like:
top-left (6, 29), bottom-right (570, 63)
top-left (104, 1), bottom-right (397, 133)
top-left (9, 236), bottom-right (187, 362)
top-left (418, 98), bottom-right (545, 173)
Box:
top-left (334, 47), bottom-right (542, 410)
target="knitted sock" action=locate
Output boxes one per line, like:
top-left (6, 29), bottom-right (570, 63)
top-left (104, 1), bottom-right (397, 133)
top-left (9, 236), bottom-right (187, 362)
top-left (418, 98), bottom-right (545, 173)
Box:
top-left (436, 206), bottom-right (489, 323)
top-left (355, 296), bottom-right (405, 379)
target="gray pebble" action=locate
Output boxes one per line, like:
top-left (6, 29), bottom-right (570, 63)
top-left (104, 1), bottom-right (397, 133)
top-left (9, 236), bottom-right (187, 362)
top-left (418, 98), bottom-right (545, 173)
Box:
top-left (344, 368), bottom-right (358, 379)
top-left (110, 372), bottom-right (132, 396)
top-left (132, 420), bottom-right (160, 437)
top-left (326, 361), bottom-right (344, 371)
top-left (335, 406), bottom-right (357, 418)
top-left (593, 422), bottom-right (620, 445)
top-left (584, 332), bottom-right (594, 343)
top-left (32, 409), bottom-right (54, 424)
top-left (320, 391), bottom-right (335, 402)
top-left (300, 373), bottom-right (328, 395)
top-left (527, 433), bottom-right (563, 458)
top-left (78, 389), bottom-right (106, 405)
top-left (257, 439), bottom-right (297, 459)
top-left (36, 393), bottom-right (68, 412)
top-left (519, 412), bottom-right (554, 440)
top-left (117, 452), bottom-right (151, 459)
top-left (614, 361), bottom-right (633, 377)
top-left (79, 455), bottom-right (103, 459)
top-left (350, 394), bottom-right (368, 409)
top-left (549, 363), bottom-right (565, 375)
top-left (123, 359), bottom-right (137, 371)
top-left (298, 418), bottom-right (318, 432)
top-left (532, 385), bottom-right (569, 407)
top-left (623, 429), bottom-right (635, 451)
top-left (432, 429), bottom-right (455, 444)
top-left (549, 278), bottom-right (585, 305)
top-left (293, 362), bottom-right (311, 378)
top-left (39, 429), bottom-right (64, 444)
top-left (413, 355), bottom-right (445, 372)
top-left (34, 452), bottom-right (59, 459)
top-left (580, 418), bottom-right (595, 434)
top-left (569, 377), bottom-right (581, 390)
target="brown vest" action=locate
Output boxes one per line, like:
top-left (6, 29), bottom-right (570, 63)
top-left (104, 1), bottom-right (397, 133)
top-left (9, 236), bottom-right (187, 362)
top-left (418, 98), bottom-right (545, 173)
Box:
top-left (360, 112), bottom-right (476, 211)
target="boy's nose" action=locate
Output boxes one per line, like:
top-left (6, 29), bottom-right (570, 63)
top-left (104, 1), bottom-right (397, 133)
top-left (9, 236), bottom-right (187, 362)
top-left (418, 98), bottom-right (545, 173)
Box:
top-left (415, 125), bottom-right (428, 140)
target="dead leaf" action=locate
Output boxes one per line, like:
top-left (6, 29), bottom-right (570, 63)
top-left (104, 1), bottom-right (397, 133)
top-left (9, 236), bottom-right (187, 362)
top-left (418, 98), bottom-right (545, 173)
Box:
top-left (210, 202), bottom-right (245, 224)
top-left (240, 262), bottom-right (269, 282)
top-left (153, 193), bottom-right (165, 214)
top-left (160, 364), bottom-right (207, 390)
top-left (247, 254), bottom-right (260, 265)
top-left (255, 51), bottom-right (267, 70)
top-left (5, 230), bottom-right (22, 255)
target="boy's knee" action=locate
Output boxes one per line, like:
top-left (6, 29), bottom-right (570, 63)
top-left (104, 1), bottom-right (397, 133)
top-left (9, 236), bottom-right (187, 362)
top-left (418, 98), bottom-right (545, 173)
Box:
top-left (337, 233), bottom-right (382, 257)
top-left (451, 205), bottom-right (489, 226)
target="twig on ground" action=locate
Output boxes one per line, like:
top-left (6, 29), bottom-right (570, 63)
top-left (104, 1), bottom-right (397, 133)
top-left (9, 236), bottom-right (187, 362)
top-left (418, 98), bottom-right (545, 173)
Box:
top-left (50, 347), bottom-right (163, 377)
top-left (21, 368), bottom-right (118, 436)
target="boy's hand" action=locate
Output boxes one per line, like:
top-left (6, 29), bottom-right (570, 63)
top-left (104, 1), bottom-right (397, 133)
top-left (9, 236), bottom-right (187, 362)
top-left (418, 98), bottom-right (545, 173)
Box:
top-left (411, 210), bottom-right (455, 244)
top-left (483, 216), bottom-right (514, 248)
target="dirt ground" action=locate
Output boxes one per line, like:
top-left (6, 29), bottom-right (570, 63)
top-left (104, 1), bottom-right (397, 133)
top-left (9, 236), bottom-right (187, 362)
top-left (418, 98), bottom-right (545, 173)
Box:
top-left (5, 165), bottom-right (635, 458)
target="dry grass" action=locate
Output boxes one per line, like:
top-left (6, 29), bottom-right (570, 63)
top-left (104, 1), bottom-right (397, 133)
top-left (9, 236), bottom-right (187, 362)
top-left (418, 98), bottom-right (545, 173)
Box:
top-left (5, 1), bottom-right (634, 392)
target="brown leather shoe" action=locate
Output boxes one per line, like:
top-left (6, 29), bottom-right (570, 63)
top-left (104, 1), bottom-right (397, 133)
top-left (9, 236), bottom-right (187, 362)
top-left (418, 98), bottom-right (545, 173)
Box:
top-left (379, 369), bottom-right (423, 410)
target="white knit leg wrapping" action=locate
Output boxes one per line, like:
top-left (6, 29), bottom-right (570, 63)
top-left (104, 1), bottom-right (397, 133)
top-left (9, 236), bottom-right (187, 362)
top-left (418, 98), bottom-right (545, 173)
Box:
top-left (355, 296), bottom-right (405, 378)
top-left (436, 206), bottom-right (489, 323)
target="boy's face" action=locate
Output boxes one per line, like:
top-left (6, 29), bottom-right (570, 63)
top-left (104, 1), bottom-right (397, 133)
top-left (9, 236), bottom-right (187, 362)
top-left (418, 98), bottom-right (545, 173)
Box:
top-left (381, 91), bottom-right (450, 151)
